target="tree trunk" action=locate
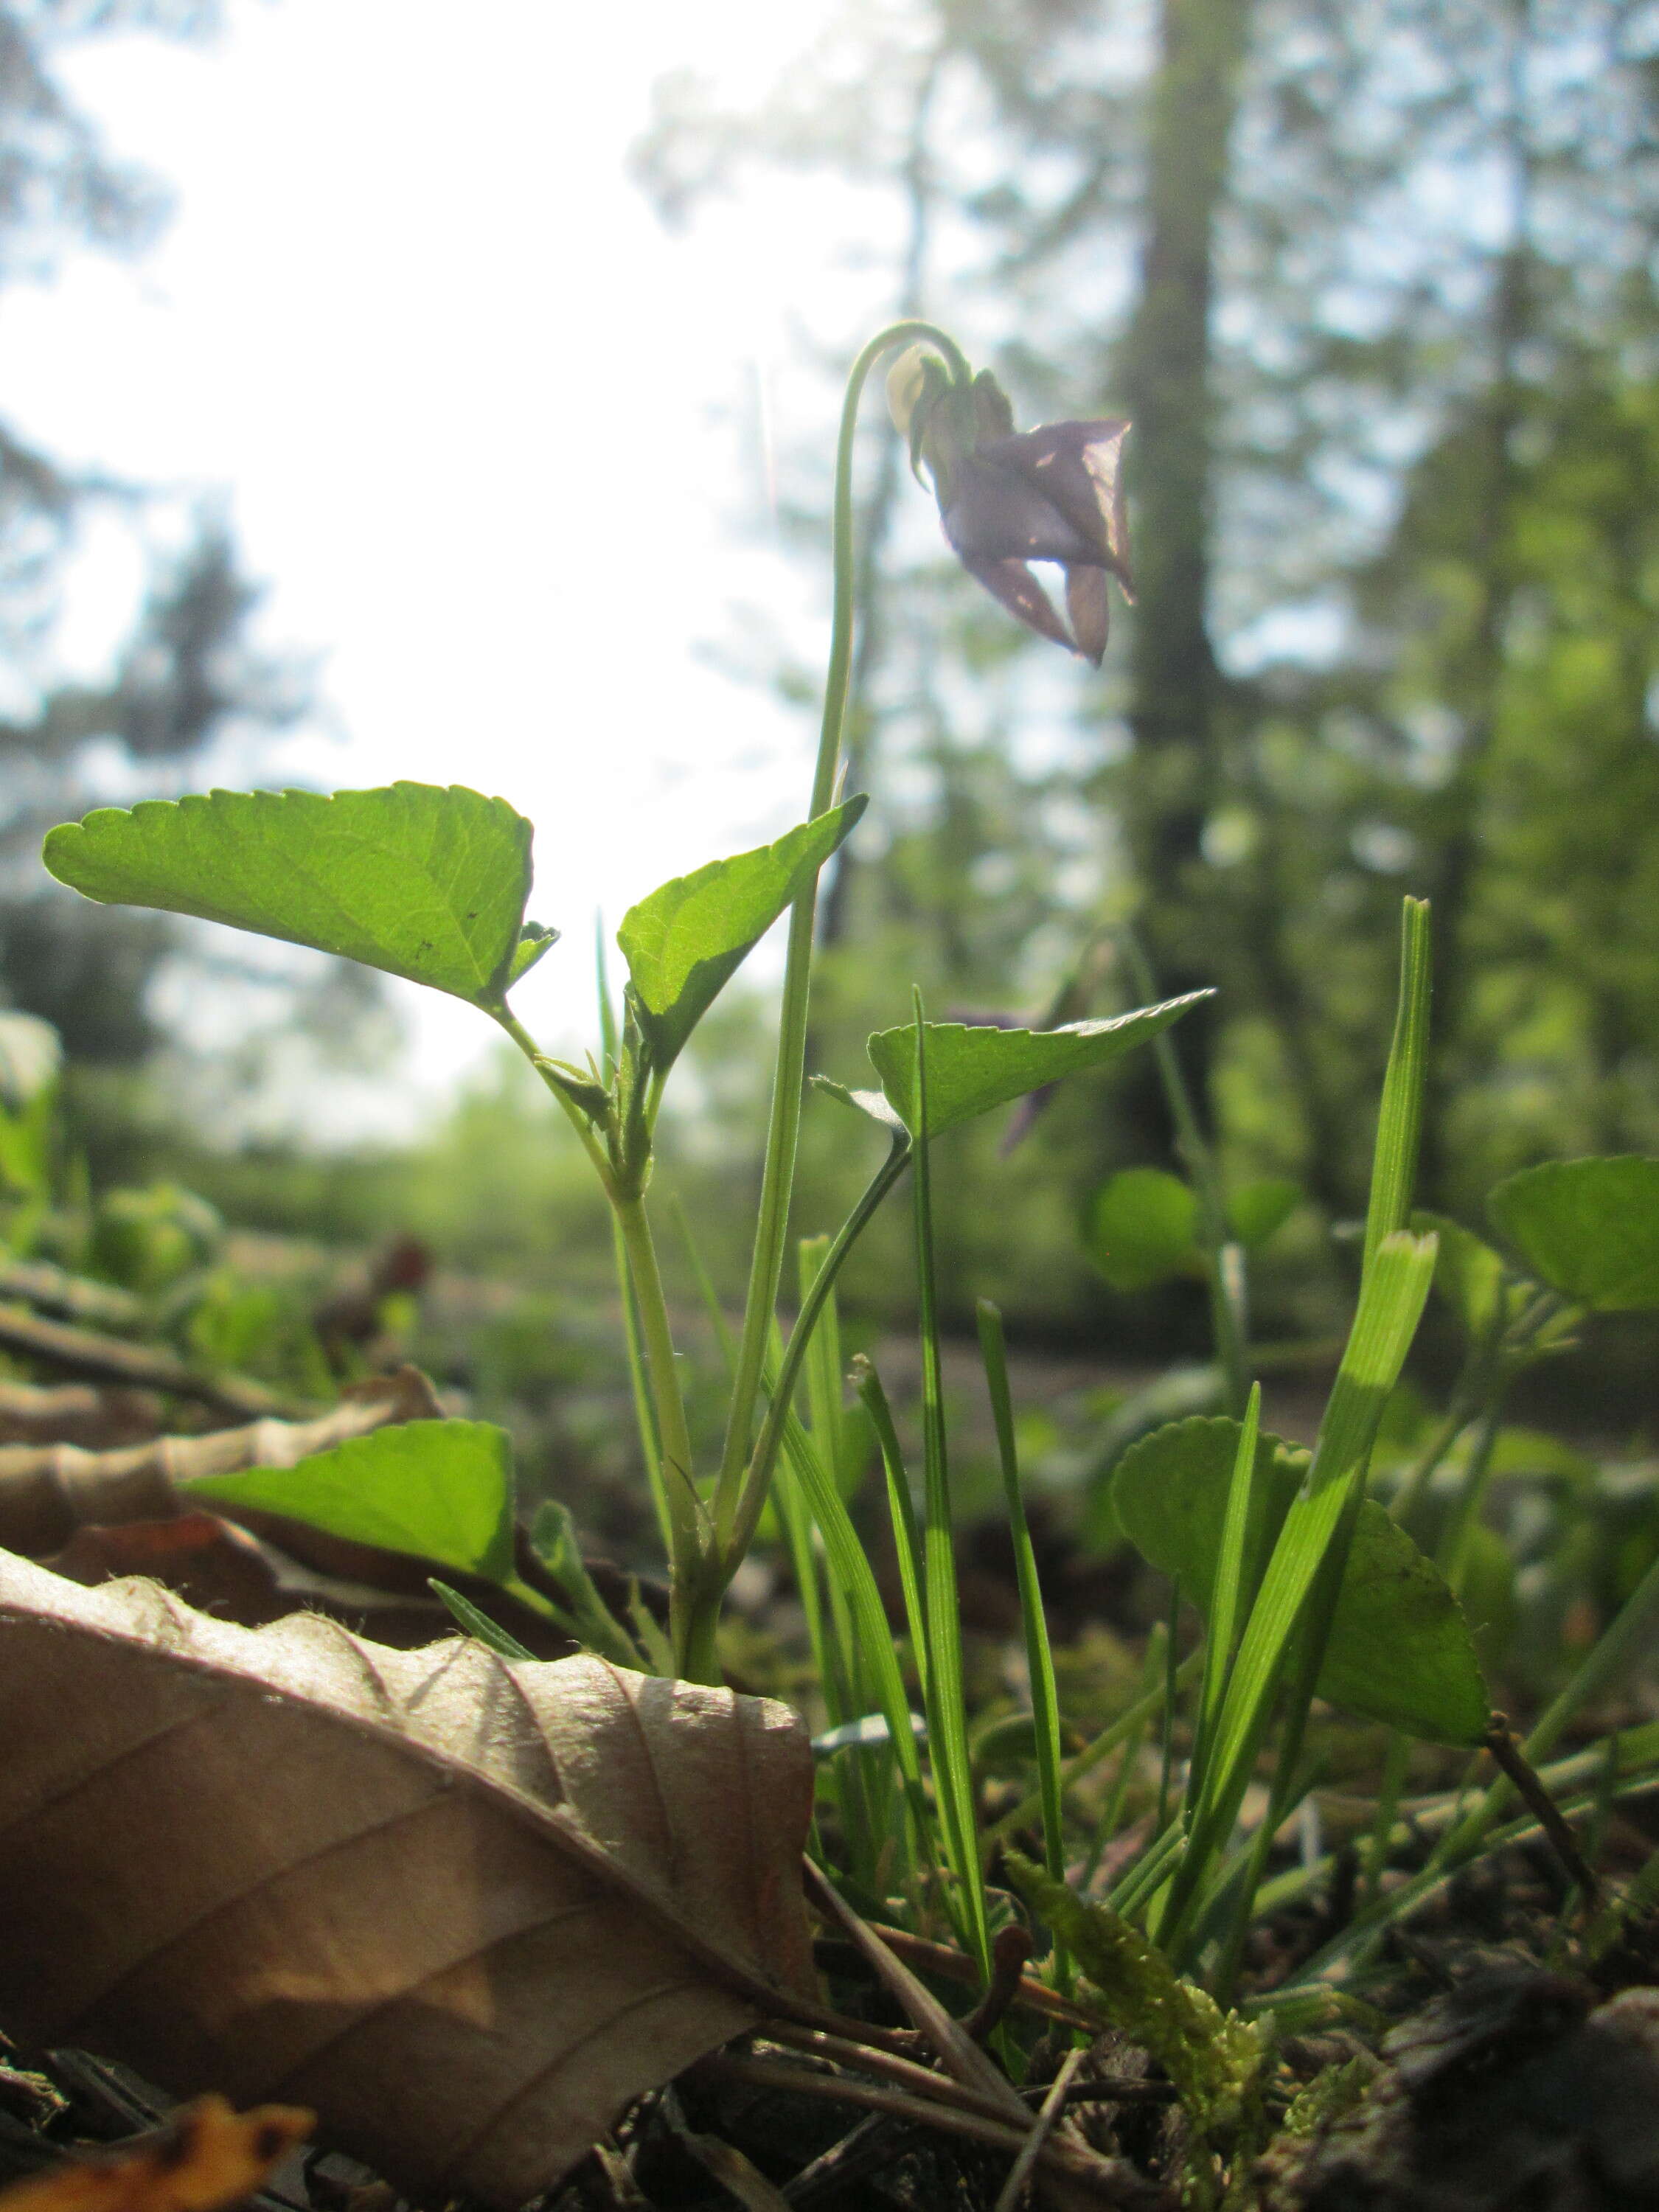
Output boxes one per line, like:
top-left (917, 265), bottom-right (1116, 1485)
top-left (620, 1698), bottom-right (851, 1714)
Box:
top-left (1113, 0), bottom-right (1253, 1158)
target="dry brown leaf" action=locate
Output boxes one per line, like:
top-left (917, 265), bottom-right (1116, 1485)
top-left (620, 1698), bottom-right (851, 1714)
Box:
top-left (0, 2095), bottom-right (313, 2212)
top-left (0, 1552), bottom-right (815, 2207)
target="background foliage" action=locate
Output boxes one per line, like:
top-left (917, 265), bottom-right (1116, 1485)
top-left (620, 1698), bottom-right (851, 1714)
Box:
top-left (7, 0), bottom-right (1659, 1392)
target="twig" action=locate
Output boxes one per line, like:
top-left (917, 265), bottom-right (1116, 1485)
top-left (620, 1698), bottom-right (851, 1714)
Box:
top-left (993, 2046), bottom-right (1085, 2212)
top-left (0, 1303), bottom-right (313, 1422)
top-left (846, 1922), bottom-right (1105, 2031)
top-left (778, 2114), bottom-right (898, 2208)
top-left (1483, 1713), bottom-right (1603, 1907)
top-left (0, 1259), bottom-right (144, 1332)
top-left (701, 2056), bottom-right (1141, 2202)
top-left (0, 1368), bottom-right (441, 1555)
top-left (761, 2027), bottom-right (1043, 2134)
top-left (801, 1860), bottom-right (1030, 2124)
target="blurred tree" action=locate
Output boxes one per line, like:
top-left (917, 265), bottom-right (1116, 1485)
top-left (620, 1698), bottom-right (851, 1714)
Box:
top-left (637, 0), bottom-right (1659, 1283)
top-left (0, 1), bottom-right (312, 1062)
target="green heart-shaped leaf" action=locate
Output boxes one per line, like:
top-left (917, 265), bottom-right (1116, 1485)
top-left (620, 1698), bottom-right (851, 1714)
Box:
top-left (186, 1418), bottom-right (517, 1584)
top-left (867, 991), bottom-right (1209, 1141)
top-left (1083, 1167), bottom-right (1198, 1290)
top-left (1113, 1415), bottom-right (1489, 1745)
top-left (1487, 1157), bottom-right (1659, 1311)
top-left (43, 782), bottom-right (537, 1007)
top-left (1228, 1177), bottom-right (1302, 1251)
top-left (619, 796), bottom-right (866, 1077)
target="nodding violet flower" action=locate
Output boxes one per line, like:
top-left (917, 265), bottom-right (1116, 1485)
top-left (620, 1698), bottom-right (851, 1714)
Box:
top-left (888, 345), bottom-right (1133, 665)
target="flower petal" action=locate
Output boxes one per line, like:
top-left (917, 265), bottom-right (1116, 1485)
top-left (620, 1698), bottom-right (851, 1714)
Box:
top-left (1065, 565), bottom-right (1111, 666)
top-left (981, 420), bottom-right (1134, 591)
top-left (959, 555), bottom-right (1077, 654)
top-left (942, 455), bottom-right (1099, 567)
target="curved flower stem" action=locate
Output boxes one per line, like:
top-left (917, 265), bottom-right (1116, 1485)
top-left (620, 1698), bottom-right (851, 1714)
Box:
top-left (692, 321), bottom-right (971, 1635)
top-left (723, 1132), bottom-right (912, 1572)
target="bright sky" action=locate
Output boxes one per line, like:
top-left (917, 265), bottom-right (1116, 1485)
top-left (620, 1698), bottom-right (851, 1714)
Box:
top-left (2, 0), bottom-right (886, 1129)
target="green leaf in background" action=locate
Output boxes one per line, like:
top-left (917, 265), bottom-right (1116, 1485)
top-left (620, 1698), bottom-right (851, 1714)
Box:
top-left (185, 1419), bottom-right (518, 1584)
top-left (0, 1013), bottom-right (60, 1111)
top-left (619, 796), bottom-right (866, 1076)
top-left (1082, 1166), bottom-right (1197, 1290)
top-left (1228, 1176), bottom-right (1302, 1251)
top-left (867, 990), bottom-right (1210, 1141)
top-left (1413, 1208), bottom-right (1512, 1340)
top-left (1488, 1156), bottom-right (1659, 1311)
top-left (1113, 1416), bottom-right (1489, 1743)
top-left (43, 782), bottom-right (535, 1006)
top-left (0, 1012), bottom-right (62, 1201)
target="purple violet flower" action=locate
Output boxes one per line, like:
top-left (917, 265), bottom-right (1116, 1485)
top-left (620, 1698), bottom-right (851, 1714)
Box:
top-left (888, 347), bottom-right (1134, 665)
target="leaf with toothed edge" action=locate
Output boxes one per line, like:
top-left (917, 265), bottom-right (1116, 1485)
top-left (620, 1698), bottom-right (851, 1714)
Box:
top-left (866, 992), bottom-right (1211, 1141)
top-left (43, 783), bottom-right (537, 1006)
top-left (619, 799), bottom-right (866, 1079)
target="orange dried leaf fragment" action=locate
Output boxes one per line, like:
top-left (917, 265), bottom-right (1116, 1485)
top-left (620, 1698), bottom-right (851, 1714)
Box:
top-left (0, 2095), bottom-right (314, 2212)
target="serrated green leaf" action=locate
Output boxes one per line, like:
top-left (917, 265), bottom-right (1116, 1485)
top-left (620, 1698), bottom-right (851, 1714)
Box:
top-left (1113, 1415), bottom-right (1489, 1744)
top-left (1488, 1157), bottom-right (1659, 1311)
top-left (1082, 1166), bottom-right (1197, 1290)
top-left (1228, 1176), bottom-right (1303, 1251)
top-left (867, 991), bottom-right (1210, 1141)
top-left (43, 783), bottom-right (536, 1006)
top-left (618, 796), bottom-right (866, 1077)
top-left (185, 1418), bottom-right (517, 1583)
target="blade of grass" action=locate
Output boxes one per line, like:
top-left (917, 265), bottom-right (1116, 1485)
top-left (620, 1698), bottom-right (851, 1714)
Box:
top-left (796, 1242), bottom-right (888, 1882)
top-left (1082, 1626), bottom-right (1165, 1888)
top-left (1159, 898), bottom-right (1436, 1952)
top-left (913, 996), bottom-right (992, 1978)
top-left (1155, 1576), bottom-right (1182, 1840)
top-left (1160, 1229), bottom-right (1439, 1949)
top-left (858, 1357), bottom-right (929, 1700)
top-left (428, 1578), bottom-right (536, 1659)
top-left (672, 1171), bottom-right (919, 1892)
top-left (976, 1298), bottom-right (1070, 1992)
top-left (1107, 1818), bottom-right (1187, 1922)
top-left (1187, 1382), bottom-right (1262, 1818)
top-left (1361, 897), bottom-right (1433, 1272)
top-left (984, 1647), bottom-right (1206, 1849)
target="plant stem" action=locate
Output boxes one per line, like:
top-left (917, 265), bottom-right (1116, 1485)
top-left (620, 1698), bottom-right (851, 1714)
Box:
top-left (612, 1188), bottom-right (706, 1672)
top-left (491, 1005), bottom-right (615, 1187)
top-left (722, 1135), bottom-right (911, 1570)
top-left (709, 319), bottom-right (970, 1545)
